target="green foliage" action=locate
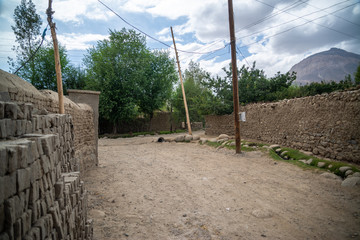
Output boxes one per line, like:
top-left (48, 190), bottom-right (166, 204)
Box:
top-left (171, 61), bottom-right (214, 122)
top-left (84, 28), bottom-right (177, 129)
top-left (8, 0), bottom-right (42, 81)
top-left (355, 64), bottom-right (360, 85)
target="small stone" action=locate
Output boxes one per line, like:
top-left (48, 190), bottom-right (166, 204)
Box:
top-left (345, 170), bottom-right (354, 177)
top-left (352, 172), bottom-right (360, 177)
top-left (320, 172), bottom-right (342, 181)
top-left (193, 135), bottom-right (200, 141)
top-left (183, 214), bottom-right (187, 217)
top-left (184, 135), bottom-right (193, 142)
top-left (280, 151), bottom-right (288, 157)
top-left (275, 148), bottom-right (282, 153)
top-left (341, 177), bottom-right (360, 187)
top-left (306, 159), bottom-right (313, 165)
top-left (317, 162), bottom-right (326, 168)
top-left (328, 164), bottom-right (333, 168)
top-left (261, 234), bottom-right (267, 237)
top-left (174, 135), bottom-right (185, 142)
top-left (217, 134), bottom-right (230, 140)
top-left (299, 160), bottom-right (307, 164)
top-left (339, 166), bottom-right (352, 173)
top-left (269, 144), bottom-right (280, 149)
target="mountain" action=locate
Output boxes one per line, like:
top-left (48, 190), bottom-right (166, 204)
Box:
top-left (289, 48), bottom-right (360, 85)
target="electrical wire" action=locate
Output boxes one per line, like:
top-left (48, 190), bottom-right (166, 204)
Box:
top-left (254, 0), bottom-right (359, 40)
top-left (14, 26), bottom-right (48, 74)
top-left (97, 0), bottom-right (227, 55)
top-left (236, 1), bottom-right (358, 43)
top-left (236, 46), bottom-right (250, 68)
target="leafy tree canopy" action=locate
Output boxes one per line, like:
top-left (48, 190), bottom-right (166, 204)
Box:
top-left (8, 0), bottom-right (42, 82)
top-left (84, 28), bottom-right (177, 128)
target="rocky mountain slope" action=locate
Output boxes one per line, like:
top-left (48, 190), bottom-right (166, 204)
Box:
top-left (289, 48), bottom-right (360, 85)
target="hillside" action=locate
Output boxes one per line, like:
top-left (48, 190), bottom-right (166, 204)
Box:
top-left (289, 48), bottom-right (360, 85)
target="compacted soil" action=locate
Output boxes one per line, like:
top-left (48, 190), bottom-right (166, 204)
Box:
top-left (83, 132), bottom-right (360, 240)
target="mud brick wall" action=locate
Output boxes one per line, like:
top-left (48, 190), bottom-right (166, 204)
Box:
top-left (205, 89), bottom-right (360, 164)
top-left (0, 101), bottom-right (92, 240)
top-left (0, 70), bottom-right (97, 172)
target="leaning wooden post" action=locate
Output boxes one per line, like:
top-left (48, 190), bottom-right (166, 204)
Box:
top-left (170, 26), bottom-right (192, 135)
top-left (47, 0), bottom-right (65, 114)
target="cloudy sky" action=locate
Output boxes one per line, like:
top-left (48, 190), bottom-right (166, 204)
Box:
top-left (0, 0), bottom-right (359, 77)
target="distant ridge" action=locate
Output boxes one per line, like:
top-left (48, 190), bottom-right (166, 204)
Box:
top-left (289, 48), bottom-right (360, 85)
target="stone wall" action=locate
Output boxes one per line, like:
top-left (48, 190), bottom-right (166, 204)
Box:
top-left (0, 101), bottom-right (92, 239)
top-left (0, 70), bottom-right (97, 173)
top-left (205, 89), bottom-right (360, 164)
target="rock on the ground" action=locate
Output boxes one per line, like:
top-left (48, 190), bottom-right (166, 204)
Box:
top-left (320, 172), bottom-right (342, 181)
top-left (306, 159), bottom-right (313, 165)
top-left (341, 177), bottom-right (360, 187)
top-left (200, 138), bottom-right (207, 144)
top-left (299, 160), bottom-right (307, 164)
top-left (351, 172), bottom-right (360, 177)
top-left (175, 135), bottom-right (185, 142)
top-left (185, 135), bottom-right (193, 142)
top-left (269, 144), bottom-right (280, 149)
top-left (280, 151), bottom-right (288, 157)
top-left (339, 166), bottom-right (352, 173)
top-left (229, 142), bottom-right (235, 146)
top-left (345, 170), bottom-right (353, 177)
top-left (217, 134), bottom-right (229, 140)
top-left (90, 209), bottom-right (106, 218)
top-left (275, 148), bottom-right (282, 153)
top-left (317, 162), bottom-right (326, 168)
top-left (193, 135), bottom-right (200, 141)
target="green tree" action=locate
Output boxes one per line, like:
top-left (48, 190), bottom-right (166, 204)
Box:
top-left (84, 28), bottom-right (177, 132)
top-left (137, 50), bottom-right (177, 118)
top-left (355, 64), bottom-right (360, 85)
top-left (172, 61), bottom-right (213, 122)
top-left (8, 0), bottom-right (42, 83)
top-left (31, 43), bottom-right (71, 92)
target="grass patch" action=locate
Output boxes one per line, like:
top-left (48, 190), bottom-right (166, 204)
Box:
top-left (270, 147), bottom-right (359, 178)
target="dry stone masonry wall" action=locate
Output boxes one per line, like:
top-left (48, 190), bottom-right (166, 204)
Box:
top-left (205, 89), bottom-right (360, 164)
top-left (0, 70), bottom-right (97, 173)
top-left (0, 100), bottom-right (92, 240)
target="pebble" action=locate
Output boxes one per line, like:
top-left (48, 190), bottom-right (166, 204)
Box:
top-left (269, 144), bottom-right (280, 149)
top-left (339, 166), bottom-right (352, 173)
top-left (345, 170), bottom-right (353, 177)
top-left (317, 162), bottom-right (326, 168)
top-left (306, 159), bottom-right (313, 165)
top-left (320, 172), bottom-right (342, 181)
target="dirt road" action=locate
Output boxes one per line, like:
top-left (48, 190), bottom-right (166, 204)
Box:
top-left (83, 132), bottom-right (360, 240)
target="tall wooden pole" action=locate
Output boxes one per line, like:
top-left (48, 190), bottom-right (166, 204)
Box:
top-left (227, 0), bottom-right (241, 153)
top-left (170, 27), bottom-right (192, 135)
top-left (47, 0), bottom-right (65, 114)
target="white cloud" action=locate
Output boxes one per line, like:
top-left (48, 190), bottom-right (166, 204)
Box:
top-left (57, 33), bottom-right (108, 50)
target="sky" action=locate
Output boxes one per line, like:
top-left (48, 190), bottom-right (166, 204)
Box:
top-left (0, 0), bottom-right (359, 78)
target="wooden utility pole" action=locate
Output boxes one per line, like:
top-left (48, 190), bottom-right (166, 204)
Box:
top-left (47, 0), bottom-right (65, 114)
top-left (227, 0), bottom-right (241, 153)
top-left (170, 27), bottom-right (192, 135)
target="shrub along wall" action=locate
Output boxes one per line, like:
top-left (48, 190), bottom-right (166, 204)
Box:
top-left (205, 88), bottom-right (360, 164)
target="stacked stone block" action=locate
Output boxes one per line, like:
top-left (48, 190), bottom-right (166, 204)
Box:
top-left (0, 101), bottom-right (92, 240)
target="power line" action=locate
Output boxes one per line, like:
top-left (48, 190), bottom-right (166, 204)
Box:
top-left (14, 26), bottom-right (48, 74)
top-left (236, 46), bottom-right (250, 67)
top-left (236, 1), bottom-right (358, 43)
top-left (302, 0), bottom-right (360, 28)
top-left (97, 0), bottom-right (227, 55)
top-left (254, 0), bottom-right (359, 40)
